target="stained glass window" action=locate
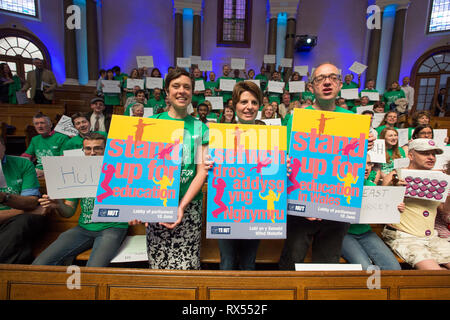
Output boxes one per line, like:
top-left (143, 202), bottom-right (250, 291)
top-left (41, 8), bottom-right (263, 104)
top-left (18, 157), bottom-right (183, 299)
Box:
top-left (427, 0), bottom-right (450, 33)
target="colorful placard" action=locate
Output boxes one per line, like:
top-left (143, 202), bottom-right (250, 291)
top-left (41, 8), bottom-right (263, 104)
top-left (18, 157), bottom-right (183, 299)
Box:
top-left (287, 108), bottom-right (370, 223)
top-left (207, 123), bottom-right (287, 239)
top-left (92, 115), bottom-right (184, 222)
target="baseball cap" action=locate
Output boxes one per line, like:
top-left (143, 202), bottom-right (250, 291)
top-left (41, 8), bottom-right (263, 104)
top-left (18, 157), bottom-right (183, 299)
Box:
top-left (90, 97), bottom-right (104, 104)
top-left (409, 138), bottom-right (444, 155)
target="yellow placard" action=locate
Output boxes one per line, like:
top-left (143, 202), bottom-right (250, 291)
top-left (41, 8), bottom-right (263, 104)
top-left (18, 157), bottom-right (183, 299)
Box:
top-left (107, 115), bottom-right (184, 143)
top-left (291, 108), bottom-right (370, 139)
top-left (209, 123), bottom-right (287, 151)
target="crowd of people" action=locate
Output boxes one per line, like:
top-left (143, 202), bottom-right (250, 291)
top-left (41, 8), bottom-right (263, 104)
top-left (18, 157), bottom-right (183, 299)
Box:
top-left (0, 60), bottom-right (449, 272)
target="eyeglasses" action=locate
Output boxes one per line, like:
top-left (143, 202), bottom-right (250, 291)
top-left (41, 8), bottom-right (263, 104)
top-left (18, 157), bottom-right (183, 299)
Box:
top-left (312, 73), bottom-right (341, 84)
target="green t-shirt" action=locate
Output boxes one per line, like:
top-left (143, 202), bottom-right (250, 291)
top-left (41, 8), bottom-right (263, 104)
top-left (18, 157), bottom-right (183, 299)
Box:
top-left (255, 74), bottom-right (268, 91)
top-left (347, 179), bottom-right (376, 235)
top-left (61, 131), bottom-right (108, 151)
top-left (25, 132), bottom-right (70, 169)
top-left (205, 81), bottom-right (218, 96)
top-left (286, 105), bottom-right (353, 151)
top-left (380, 147), bottom-right (406, 175)
top-left (147, 97), bottom-right (166, 114)
top-left (0, 155), bottom-right (40, 210)
top-left (151, 112), bottom-right (209, 201)
top-left (67, 197), bottom-right (128, 232)
top-left (375, 125), bottom-right (399, 136)
top-left (301, 91), bottom-right (315, 102)
top-left (383, 90), bottom-right (405, 112)
top-left (123, 102), bottom-right (153, 116)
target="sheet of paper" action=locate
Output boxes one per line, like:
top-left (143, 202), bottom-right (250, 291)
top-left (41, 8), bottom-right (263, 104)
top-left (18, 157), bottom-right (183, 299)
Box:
top-left (194, 80), bottom-right (205, 92)
top-left (219, 79), bottom-right (236, 91)
top-left (280, 58), bottom-right (293, 68)
top-left (434, 146), bottom-right (450, 170)
top-left (190, 55), bottom-right (201, 65)
top-left (231, 58), bottom-right (246, 70)
top-left (364, 91), bottom-right (380, 101)
top-left (264, 54), bottom-right (276, 64)
top-left (248, 79), bottom-right (260, 88)
top-left (349, 61), bottom-right (368, 75)
top-left (397, 128), bottom-right (409, 147)
top-left (267, 81), bottom-right (285, 93)
top-left (288, 81), bottom-right (305, 93)
top-left (136, 56), bottom-right (154, 69)
top-left (177, 57), bottom-right (191, 68)
top-left (198, 60), bottom-right (212, 71)
top-left (102, 80), bottom-right (121, 93)
top-left (358, 186), bottom-right (405, 224)
top-left (294, 65), bottom-right (308, 76)
top-left (372, 113), bottom-right (385, 128)
top-left (54, 115), bottom-right (79, 137)
top-left (433, 129), bottom-right (448, 148)
top-left (367, 139), bottom-right (386, 163)
top-left (341, 88), bottom-right (359, 100)
top-left (126, 79), bottom-right (145, 90)
top-left (42, 156), bottom-right (103, 199)
top-left (110, 235), bottom-right (148, 263)
top-left (393, 157), bottom-right (410, 169)
top-left (205, 96), bottom-right (224, 110)
top-left (356, 105), bottom-right (374, 114)
top-left (262, 118), bottom-right (282, 126)
top-left (63, 149), bottom-right (84, 157)
top-left (145, 77), bottom-right (163, 89)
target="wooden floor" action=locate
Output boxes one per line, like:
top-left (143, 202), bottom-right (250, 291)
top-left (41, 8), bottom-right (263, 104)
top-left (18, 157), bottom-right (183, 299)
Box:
top-left (0, 264), bottom-right (449, 300)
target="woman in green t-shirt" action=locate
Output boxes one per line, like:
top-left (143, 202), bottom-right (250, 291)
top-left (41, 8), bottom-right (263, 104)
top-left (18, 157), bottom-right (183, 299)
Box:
top-left (130, 68), bottom-right (209, 270)
top-left (383, 81), bottom-right (405, 112)
top-left (0, 63), bottom-right (23, 104)
top-left (379, 127), bottom-right (406, 178)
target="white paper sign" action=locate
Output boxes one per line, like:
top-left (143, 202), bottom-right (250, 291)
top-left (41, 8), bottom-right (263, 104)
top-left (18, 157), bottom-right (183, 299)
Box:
top-left (356, 105), bottom-right (374, 114)
top-left (231, 58), bottom-right (246, 70)
top-left (177, 57), bottom-right (191, 68)
top-left (262, 118), bottom-right (282, 126)
top-left (205, 96), bottom-right (224, 110)
top-left (267, 81), bottom-right (285, 93)
top-left (42, 156), bottom-right (103, 199)
top-left (194, 80), bottom-right (205, 92)
top-left (219, 79), bottom-right (236, 91)
top-left (190, 55), bottom-right (201, 65)
top-left (136, 56), bottom-right (154, 69)
top-left (126, 79), bottom-right (145, 90)
top-left (364, 91), bottom-right (380, 101)
top-left (145, 77), bottom-right (163, 89)
top-left (264, 54), bottom-right (276, 64)
top-left (144, 108), bottom-right (154, 117)
top-left (198, 60), bottom-right (213, 71)
top-left (349, 61), bottom-right (368, 75)
top-left (63, 149), bottom-right (84, 157)
top-left (393, 157), bottom-right (410, 169)
top-left (434, 146), bottom-right (450, 170)
top-left (288, 81), bottom-right (305, 93)
top-left (367, 139), bottom-right (386, 163)
top-left (373, 113), bottom-right (385, 128)
top-left (433, 129), bottom-right (448, 148)
top-left (358, 186), bottom-right (405, 224)
top-left (397, 128), bottom-right (409, 147)
top-left (294, 66), bottom-right (308, 76)
top-left (54, 115), bottom-right (79, 137)
top-left (280, 58), bottom-right (293, 68)
top-left (111, 235), bottom-right (148, 263)
top-left (341, 88), bottom-right (359, 100)
top-left (102, 80), bottom-right (121, 93)
top-left (397, 169), bottom-right (450, 203)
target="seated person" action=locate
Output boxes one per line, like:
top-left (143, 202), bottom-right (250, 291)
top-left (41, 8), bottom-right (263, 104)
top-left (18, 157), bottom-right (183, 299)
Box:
top-left (147, 88), bottom-right (166, 114)
top-left (340, 155), bottom-right (403, 270)
top-left (62, 112), bottom-right (107, 152)
top-left (32, 133), bottom-right (128, 267)
top-left (123, 89), bottom-right (148, 116)
top-left (87, 97), bottom-right (111, 133)
top-left (197, 103), bottom-right (210, 124)
top-left (382, 139), bottom-right (450, 270)
top-left (130, 103), bottom-right (145, 117)
top-left (0, 136), bottom-right (46, 264)
top-left (124, 85), bottom-right (147, 108)
top-left (21, 113), bottom-right (69, 178)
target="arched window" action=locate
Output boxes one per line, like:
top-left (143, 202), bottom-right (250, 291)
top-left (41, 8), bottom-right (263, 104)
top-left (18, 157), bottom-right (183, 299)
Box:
top-left (411, 46), bottom-right (450, 114)
top-left (0, 28), bottom-right (51, 81)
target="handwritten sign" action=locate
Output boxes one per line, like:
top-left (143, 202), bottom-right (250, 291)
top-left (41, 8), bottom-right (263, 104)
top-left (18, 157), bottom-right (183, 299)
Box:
top-left (294, 66), bottom-right (308, 76)
top-left (280, 58), bottom-right (293, 68)
top-left (205, 96), bottom-right (224, 110)
top-left (177, 57), bottom-right (191, 68)
top-left (288, 81), bottom-right (305, 93)
top-left (397, 129), bottom-right (409, 147)
top-left (110, 235), bottom-right (148, 263)
top-left (198, 60), bottom-right (212, 71)
top-left (262, 118), bottom-right (282, 126)
top-left (349, 61), bottom-right (368, 75)
top-left (219, 79), bottom-right (236, 92)
top-left (42, 156), bottom-right (103, 199)
top-left (231, 58), bottom-right (246, 70)
top-left (102, 80), bottom-right (121, 93)
top-left (367, 139), bottom-right (386, 163)
top-left (264, 55), bottom-right (276, 64)
top-left (207, 123), bottom-right (287, 239)
top-left (287, 108), bottom-right (370, 223)
top-left (364, 91), bottom-right (380, 101)
top-left (358, 186), bottom-right (405, 224)
top-left (267, 81), bottom-right (285, 94)
top-left (54, 115), bottom-right (79, 137)
top-left (145, 77), bottom-right (163, 89)
top-left (341, 88), bottom-right (359, 100)
top-left (126, 79), bottom-right (145, 90)
top-left (136, 56), bottom-right (154, 69)
top-left (92, 115), bottom-right (184, 222)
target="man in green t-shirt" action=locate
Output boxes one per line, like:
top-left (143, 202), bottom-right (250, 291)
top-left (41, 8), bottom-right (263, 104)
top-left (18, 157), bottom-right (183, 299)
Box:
top-left (32, 133), bottom-right (128, 267)
top-left (62, 112), bottom-right (108, 152)
top-left (280, 62), bottom-right (375, 270)
top-left (0, 136), bottom-right (46, 264)
top-left (146, 88), bottom-right (166, 114)
top-left (22, 113), bottom-right (70, 177)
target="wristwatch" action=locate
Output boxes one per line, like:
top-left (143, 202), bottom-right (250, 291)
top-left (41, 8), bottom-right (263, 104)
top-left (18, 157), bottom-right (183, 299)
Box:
top-left (0, 193), bottom-right (11, 204)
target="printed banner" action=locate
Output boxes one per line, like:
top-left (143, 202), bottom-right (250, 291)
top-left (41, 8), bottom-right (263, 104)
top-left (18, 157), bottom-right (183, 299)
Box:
top-left (207, 123), bottom-right (287, 239)
top-left (92, 115), bottom-right (184, 222)
top-left (287, 108), bottom-right (370, 223)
